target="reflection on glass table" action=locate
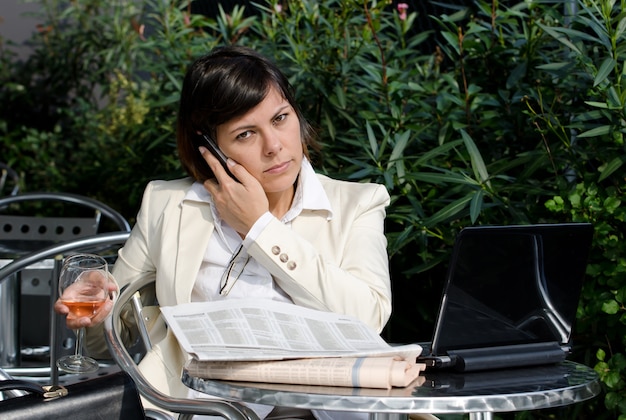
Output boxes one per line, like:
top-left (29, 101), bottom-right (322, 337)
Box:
top-left (182, 360), bottom-right (601, 420)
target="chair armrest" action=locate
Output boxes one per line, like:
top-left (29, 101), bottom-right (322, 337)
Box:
top-left (103, 277), bottom-right (260, 420)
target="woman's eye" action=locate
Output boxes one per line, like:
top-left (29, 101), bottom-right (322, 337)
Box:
top-left (273, 114), bottom-right (287, 124)
top-left (236, 131), bottom-right (252, 140)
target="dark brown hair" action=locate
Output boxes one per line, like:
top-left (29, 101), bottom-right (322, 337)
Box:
top-left (177, 45), bottom-right (319, 182)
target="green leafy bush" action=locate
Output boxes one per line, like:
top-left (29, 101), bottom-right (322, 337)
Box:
top-left (1, 0), bottom-right (625, 417)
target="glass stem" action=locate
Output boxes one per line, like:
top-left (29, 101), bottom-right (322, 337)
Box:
top-left (75, 327), bottom-right (85, 357)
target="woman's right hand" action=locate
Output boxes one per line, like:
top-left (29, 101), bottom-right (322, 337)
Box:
top-left (53, 278), bottom-right (118, 330)
top-left (200, 146), bottom-right (269, 235)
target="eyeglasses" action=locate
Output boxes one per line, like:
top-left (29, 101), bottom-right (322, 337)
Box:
top-left (219, 244), bottom-right (250, 296)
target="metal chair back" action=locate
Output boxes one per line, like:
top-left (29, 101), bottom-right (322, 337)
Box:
top-left (0, 232), bottom-right (131, 383)
top-left (0, 192), bottom-right (130, 246)
top-left (0, 192), bottom-right (130, 374)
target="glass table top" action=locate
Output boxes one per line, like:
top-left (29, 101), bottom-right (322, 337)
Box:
top-left (182, 360), bottom-right (601, 414)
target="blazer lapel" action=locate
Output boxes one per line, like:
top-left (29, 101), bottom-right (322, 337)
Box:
top-left (174, 199), bottom-right (215, 303)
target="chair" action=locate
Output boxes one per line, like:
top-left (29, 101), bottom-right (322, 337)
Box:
top-left (0, 192), bottom-right (130, 373)
top-left (0, 192), bottom-right (131, 253)
top-left (0, 232), bottom-right (131, 384)
top-left (104, 277), bottom-right (261, 420)
top-left (0, 163), bottom-right (20, 197)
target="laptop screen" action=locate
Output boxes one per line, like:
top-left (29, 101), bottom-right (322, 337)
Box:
top-left (431, 223), bottom-right (593, 355)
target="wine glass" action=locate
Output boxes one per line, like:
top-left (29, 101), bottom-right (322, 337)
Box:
top-left (56, 253), bottom-right (110, 374)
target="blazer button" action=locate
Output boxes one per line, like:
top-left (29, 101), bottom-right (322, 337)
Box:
top-left (287, 261), bottom-right (297, 270)
top-left (279, 253), bottom-right (289, 263)
top-left (272, 246), bottom-right (280, 255)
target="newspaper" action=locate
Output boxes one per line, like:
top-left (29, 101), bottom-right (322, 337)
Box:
top-left (162, 299), bottom-right (425, 389)
top-left (184, 355), bottom-right (426, 389)
top-left (160, 299), bottom-right (422, 361)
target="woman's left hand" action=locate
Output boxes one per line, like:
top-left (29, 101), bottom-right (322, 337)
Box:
top-left (54, 277), bottom-right (119, 329)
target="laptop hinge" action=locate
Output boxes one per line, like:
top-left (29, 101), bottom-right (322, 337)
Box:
top-left (448, 341), bottom-right (567, 372)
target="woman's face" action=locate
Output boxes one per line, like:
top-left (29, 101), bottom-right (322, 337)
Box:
top-left (215, 86), bottom-right (303, 195)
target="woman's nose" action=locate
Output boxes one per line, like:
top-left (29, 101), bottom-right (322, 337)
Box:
top-left (263, 132), bottom-right (283, 155)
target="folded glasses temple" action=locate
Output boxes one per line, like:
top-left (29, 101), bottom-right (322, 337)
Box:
top-left (219, 244), bottom-right (250, 296)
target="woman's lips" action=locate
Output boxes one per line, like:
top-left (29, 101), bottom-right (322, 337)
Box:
top-left (265, 160), bottom-right (291, 174)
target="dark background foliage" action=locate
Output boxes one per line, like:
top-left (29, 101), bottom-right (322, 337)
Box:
top-left (1, 1), bottom-right (625, 418)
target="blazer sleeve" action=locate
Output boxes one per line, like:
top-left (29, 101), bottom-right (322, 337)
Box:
top-left (245, 181), bottom-right (392, 333)
top-left (84, 182), bottom-right (160, 357)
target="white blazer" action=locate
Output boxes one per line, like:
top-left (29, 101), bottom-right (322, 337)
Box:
top-left (89, 174), bottom-right (392, 401)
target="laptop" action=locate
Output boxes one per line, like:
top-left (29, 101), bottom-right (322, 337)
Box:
top-left (416, 223), bottom-right (594, 372)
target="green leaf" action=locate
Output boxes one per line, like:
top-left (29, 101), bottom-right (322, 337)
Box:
top-left (585, 101), bottom-right (609, 109)
top-left (608, 86), bottom-right (622, 108)
top-left (388, 130), bottom-right (410, 181)
top-left (506, 62), bottom-right (527, 89)
top-left (388, 130), bottom-right (410, 168)
top-left (617, 15), bottom-right (626, 39)
top-left (536, 62), bottom-right (573, 71)
top-left (536, 24), bottom-right (584, 55)
top-left (599, 156), bottom-right (624, 181)
top-left (602, 300), bottom-right (620, 315)
top-left (439, 31), bottom-right (461, 56)
top-left (333, 84), bottom-right (347, 109)
top-left (365, 121), bottom-right (378, 158)
top-left (604, 371), bottom-right (622, 388)
top-left (594, 58), bottom-right (616, 87)
top-left (469, 189), bottom-right (484, 224)
top-left (577, 125), bottom-right (611, 138)
top-left (410, 172), bottom-right (478, 185)
top-left (460, 129), bottom-right (490, 186)
top-left (415, 140), bottom-right (463, 166)
top-left (616, 286), bottom-right (626, 305)
top-left (423, 195), bottom-right (474, 227)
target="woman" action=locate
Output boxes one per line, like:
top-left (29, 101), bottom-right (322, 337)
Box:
top-left (56, 45), bottom-right (392, 419)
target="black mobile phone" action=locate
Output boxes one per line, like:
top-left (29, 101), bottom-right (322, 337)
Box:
top-left (201, 133), bottom-right (239, 182)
